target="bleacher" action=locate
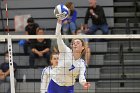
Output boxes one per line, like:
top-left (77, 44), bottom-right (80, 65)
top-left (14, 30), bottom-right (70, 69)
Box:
top-left (0, 0), bottom-right (140, 93)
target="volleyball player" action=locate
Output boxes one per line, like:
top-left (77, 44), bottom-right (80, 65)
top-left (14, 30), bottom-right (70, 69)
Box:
top-left (40, 52), bottom-right (59, 93)
top-left (47, 20), bottom-right (90, 93)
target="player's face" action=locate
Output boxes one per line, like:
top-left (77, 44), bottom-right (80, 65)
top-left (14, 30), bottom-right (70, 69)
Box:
top-left (51, 54), bottom-right (59, 67)
top-left (72, 39), bottom-right (84, 53)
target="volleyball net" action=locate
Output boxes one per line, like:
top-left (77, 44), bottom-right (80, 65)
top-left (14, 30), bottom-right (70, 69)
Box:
top-left (0, 34), bottom-right (140, 93)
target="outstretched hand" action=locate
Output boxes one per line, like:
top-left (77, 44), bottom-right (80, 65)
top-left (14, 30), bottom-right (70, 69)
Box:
top-left (83, 82), bottom-right (91, 89)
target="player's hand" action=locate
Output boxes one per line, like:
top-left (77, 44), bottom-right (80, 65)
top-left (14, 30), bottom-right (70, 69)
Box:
top-left (83, 82), bottom-right (91, 89)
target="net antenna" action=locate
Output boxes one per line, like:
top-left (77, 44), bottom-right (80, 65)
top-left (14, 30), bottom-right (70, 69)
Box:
top-left (4, 0), bottom-right (15, 93)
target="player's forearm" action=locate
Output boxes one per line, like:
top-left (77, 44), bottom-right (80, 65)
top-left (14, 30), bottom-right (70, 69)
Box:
top-left (55, 20), bottom-right (62, 36)
top-left (79, 63), bottom-right (87, 86)
top-left (40, 72), bottom-right (48, 93)
top-left (79, 74), bottom-right (87, 86)
top-left (56, 20), bottom-right (66, 52)
top-left (40, 82), bottom-right (47, 93)
top-left (40, 90), bottom-right (46, 93)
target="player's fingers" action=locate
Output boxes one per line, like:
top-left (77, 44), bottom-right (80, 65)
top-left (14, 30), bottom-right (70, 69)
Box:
top-left (83, 82), bottom-right (91, 89)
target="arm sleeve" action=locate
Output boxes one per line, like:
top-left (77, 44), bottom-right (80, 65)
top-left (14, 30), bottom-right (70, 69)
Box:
top-left (79, 61), bottom-right (87, 86)
top-left (40, 68), bottom-right (48, 93)
top-left (55, 22), bottom-right (70, 52)
top-left (84, 8), bottom-right (90, 24)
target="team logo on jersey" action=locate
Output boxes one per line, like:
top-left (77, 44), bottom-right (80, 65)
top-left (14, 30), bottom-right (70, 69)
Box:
top-left (69, 64), bottom-right (75, 71)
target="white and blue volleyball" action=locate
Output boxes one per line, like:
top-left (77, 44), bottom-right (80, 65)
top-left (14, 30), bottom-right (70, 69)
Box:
top-left (54, 4), bottom-right (69, 20)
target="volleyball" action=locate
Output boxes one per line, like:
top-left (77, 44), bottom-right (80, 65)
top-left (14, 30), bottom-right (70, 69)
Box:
top-left (54, 4), bottom-right (69, 20)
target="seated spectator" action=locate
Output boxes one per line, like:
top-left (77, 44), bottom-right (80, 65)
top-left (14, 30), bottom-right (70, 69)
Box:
top-left (0, 51), bottom-right (17, 93)
top-left (40, 52), bottom-right (59, 93)
top-left (23, 17), bottom-right (39, 54)
top-left (29, 28), bottom-right (51, 68)
top-left (75, 24), bottom-right (91, 65)
top-left (62, 2), bottom-right (77, 46)
top-left (84, 0), bottom-right (109, 35)
top-left (62, 2), bottom-right (77, 35)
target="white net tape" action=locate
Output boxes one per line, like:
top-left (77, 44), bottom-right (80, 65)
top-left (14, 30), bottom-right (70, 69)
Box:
top-left (1, 34), bottom-right (140, 40)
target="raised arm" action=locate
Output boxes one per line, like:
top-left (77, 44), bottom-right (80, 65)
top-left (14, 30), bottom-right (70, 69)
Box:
top-left (55, 20), bottom-right (70, 52)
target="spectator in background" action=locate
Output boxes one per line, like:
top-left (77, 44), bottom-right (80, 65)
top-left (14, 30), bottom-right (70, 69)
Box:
top-left (62, 1), bottom-right (77, 35)
top-left (75, 24), bottom-right (91, 65)
top-left (24, 17), bottom-right (39, 54)
top-left (62, 2), bottom-right (77, 46)
top-left (0, 51), bottom-right (17, 93)
top-left (40, 52), bottom-right (59, 93)
top-left (84, 0), bottom-right (109, 35)
top-left (29, 28), bottom-right (51, 68)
